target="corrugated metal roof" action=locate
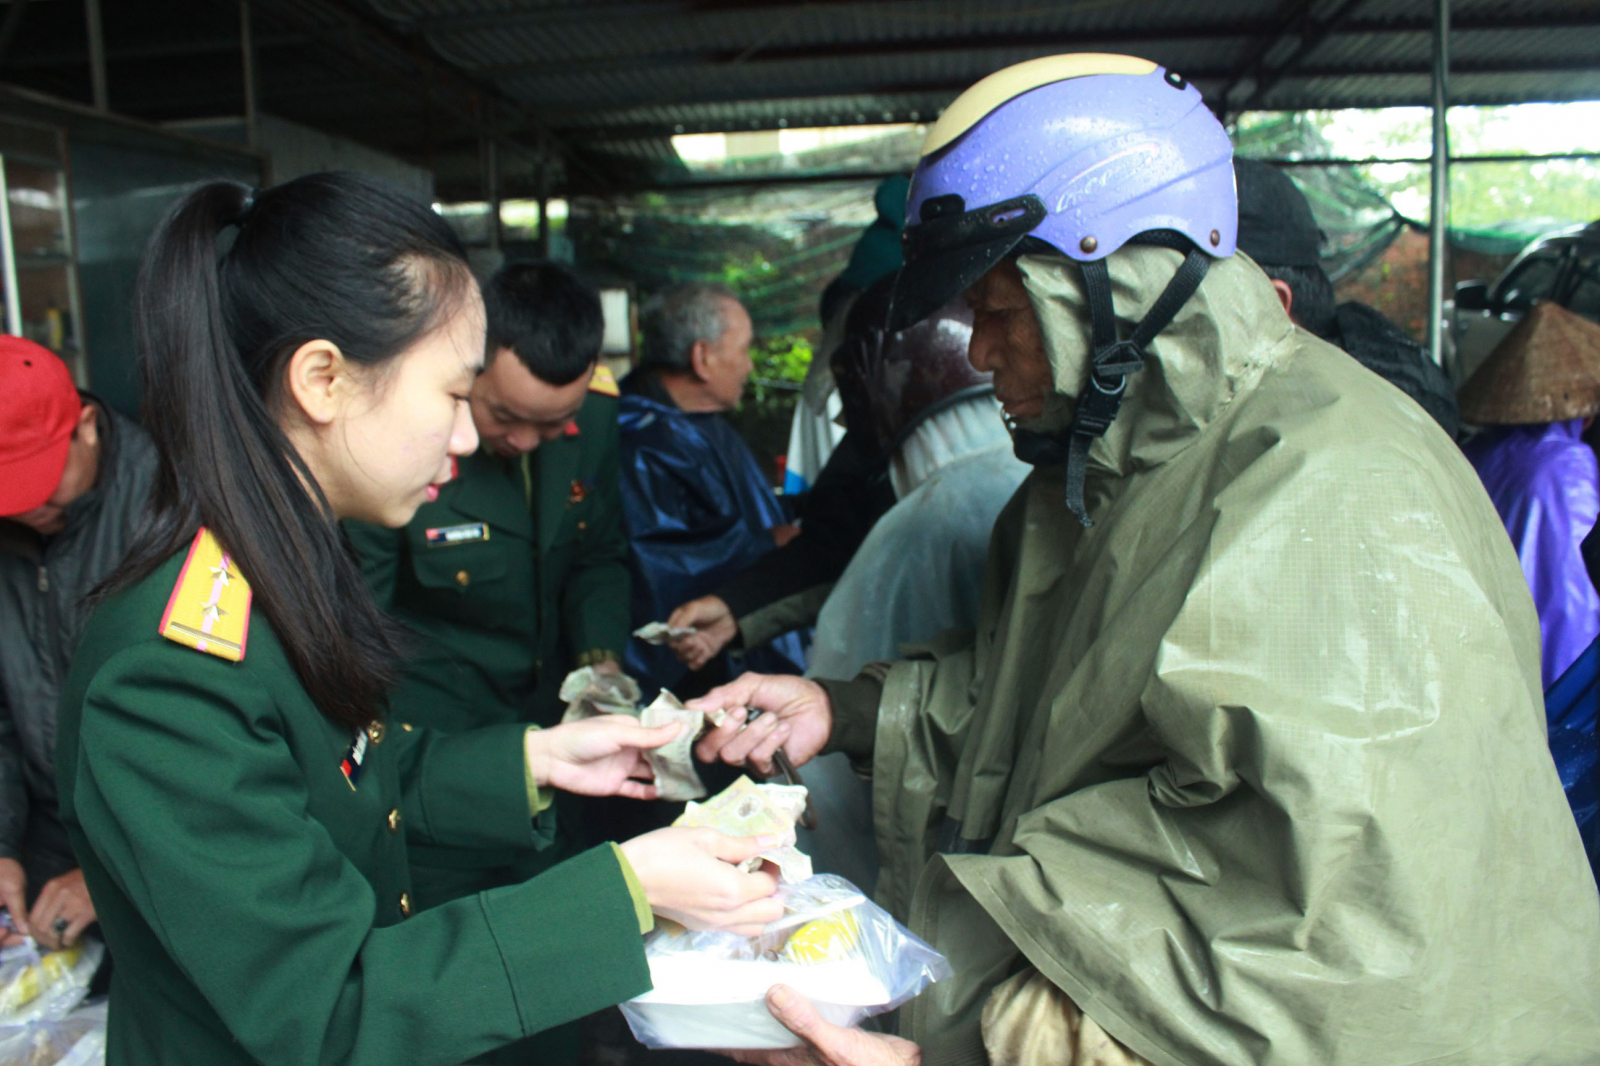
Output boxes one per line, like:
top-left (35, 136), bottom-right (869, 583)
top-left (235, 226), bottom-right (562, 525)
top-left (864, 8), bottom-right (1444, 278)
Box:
top-left (328, 0), bottom-right (1600, 180)
top-left (4, 0), bottom-right (1589, 195)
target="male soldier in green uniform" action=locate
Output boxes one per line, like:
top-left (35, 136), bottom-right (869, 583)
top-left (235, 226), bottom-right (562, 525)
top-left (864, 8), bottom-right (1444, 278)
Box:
top-left (346, 263), bottom-right (630, 1063)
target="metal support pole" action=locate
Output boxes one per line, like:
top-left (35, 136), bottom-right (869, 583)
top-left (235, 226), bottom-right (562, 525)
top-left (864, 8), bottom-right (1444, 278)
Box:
top-left (240, 0), bottom-right (260, 152)
top-left (84, 0), bottom-right (107, 111)
top-left (537, 155), bottom-right (550, 259)
top-left (484, 138), bottom-right (501, 251)
top-left (1426, 0), bottom-right (1450, 368)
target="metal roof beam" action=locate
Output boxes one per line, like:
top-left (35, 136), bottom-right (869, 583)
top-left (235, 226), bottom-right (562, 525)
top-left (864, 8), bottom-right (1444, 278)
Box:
top-left (413, 0), bottom-right (898, 35)
top-left (471, 23), bottom-right (1273, 79)
top-left (546, 55), bottom-right (1598, 122)
top-left (1235, 0), bottom-right (1370, 112)
top-left (1, 33), bottom-right (306, 69)
top-left (550, 55), bottom-right (1600, 139)
top-left (446, 8), bottom-right (1600, 79)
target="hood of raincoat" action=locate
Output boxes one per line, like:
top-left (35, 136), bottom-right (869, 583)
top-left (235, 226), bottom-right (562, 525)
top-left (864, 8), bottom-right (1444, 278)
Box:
top-left (867, 247), bottom-right (1600, 1066)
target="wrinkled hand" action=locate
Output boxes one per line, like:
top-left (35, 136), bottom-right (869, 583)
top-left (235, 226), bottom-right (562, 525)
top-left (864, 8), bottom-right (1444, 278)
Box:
top-left (591, 659), bottom-right (624, 678)
top-left (619, 827), bottom-right (784, 936)
top-left (0, 857), bottom-right (27, 946)
top-left (689, 674), bottom-right (833, 773)
top-left (668, 595), bottom-right (739, 671)
top-left (719, 986), bottom-right (921, 1066)
top-left (526, 715), bottom-right (681, 800)
top-left (28, 868), bottom-right (95, 950)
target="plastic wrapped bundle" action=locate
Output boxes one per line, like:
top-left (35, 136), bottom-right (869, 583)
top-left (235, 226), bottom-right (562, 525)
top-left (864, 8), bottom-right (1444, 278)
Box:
top-left (0, 940), bottom-right (103, 1027)
top-left (621, 874), bottom-right (951, 1049)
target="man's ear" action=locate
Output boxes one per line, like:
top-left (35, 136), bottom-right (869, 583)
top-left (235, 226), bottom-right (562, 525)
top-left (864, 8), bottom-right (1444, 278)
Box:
top-left (1269, 278), bottom-right (1294, 319)
top-left (283, 339), bottom-right (350, 426)
top-left (72, 402), bottom-right (99, 446)
top-left (688, 339), bottom-right (715, 382)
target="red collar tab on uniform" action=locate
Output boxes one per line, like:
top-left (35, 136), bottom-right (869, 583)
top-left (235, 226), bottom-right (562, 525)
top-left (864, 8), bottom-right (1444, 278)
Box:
top-left (564, 420), bottom-right (581, 437)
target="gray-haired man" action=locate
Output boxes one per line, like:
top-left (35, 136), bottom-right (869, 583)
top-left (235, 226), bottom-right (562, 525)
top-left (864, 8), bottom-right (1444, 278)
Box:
top-left (617, 283), bottom-right (805, 699)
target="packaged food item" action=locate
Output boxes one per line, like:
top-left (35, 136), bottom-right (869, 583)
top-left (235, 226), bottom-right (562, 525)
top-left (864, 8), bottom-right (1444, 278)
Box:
top-left (621, 874), bottom-right (951, 1050)
top-left (633, 622), bottom-right (696, 645)
top-left (674, 775), bottom-right (811, 882)
top-left (0, 939), bottom-right (103, 1027)
top-left (0, 998), bottom-right (107, 1066)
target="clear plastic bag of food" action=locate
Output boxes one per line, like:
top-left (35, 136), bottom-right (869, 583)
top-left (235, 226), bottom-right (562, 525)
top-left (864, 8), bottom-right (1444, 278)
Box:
top-left (0, 939), bottom-right (103, 1027)
top-left (621, 874), bottom-right (951, 1050)
top-left (0, 998), bottom-right (108, 1066)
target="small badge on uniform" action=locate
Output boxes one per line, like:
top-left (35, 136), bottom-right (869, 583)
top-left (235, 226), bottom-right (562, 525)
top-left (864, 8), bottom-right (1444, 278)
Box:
top-left (340, 730), bottom-right (369, 790)
top-left (563, 420), bottom-right (581, 438)
top-left (568, 478), bottom-right (592, 506)
top-left (425, 522), bottom-right (490, 547)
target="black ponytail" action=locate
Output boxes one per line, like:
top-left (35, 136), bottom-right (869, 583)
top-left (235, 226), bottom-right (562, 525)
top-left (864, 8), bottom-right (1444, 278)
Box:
top-left (105, 171), bottom-right (472, 731)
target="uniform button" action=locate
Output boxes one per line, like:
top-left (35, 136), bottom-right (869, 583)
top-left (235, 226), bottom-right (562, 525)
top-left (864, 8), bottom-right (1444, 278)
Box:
top-left (399, 892), bottom-right (412, 918)
top-left (387, 808), bottom-right (401, 833)
top-left (577, 520), bottom-right (587, 531)
top-left (455, 570), bottom-right (470, 587)
top-left (400, 722), bottom-right (414, 732)
top-left (367, 721), bottom-right (385, 745)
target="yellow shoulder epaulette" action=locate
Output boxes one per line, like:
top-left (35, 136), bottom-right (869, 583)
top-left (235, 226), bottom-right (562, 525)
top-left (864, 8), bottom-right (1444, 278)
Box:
top-left (158, 527), bottom-right (252, 662)
top-left (588, 364), bottom-right (620, 397)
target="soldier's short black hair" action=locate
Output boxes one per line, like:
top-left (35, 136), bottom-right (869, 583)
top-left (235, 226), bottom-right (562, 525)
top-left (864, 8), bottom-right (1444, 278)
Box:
top-left (1262, 262), bottom-right (1338, 341)
top-left (483, 260), bottom-right (603, 386)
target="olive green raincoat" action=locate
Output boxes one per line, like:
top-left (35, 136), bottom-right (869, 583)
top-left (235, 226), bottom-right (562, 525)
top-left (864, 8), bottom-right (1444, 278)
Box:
top-left (841, 247), bottom-right (1600, 1066)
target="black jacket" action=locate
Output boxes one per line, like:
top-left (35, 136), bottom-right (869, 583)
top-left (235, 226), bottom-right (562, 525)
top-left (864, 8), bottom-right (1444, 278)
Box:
top-left (717, 430), bottom-right (897, 646)
top-left (1330, 302), bottom-right (1461, 440)
top-left (0, 400), bottom-right (155, 886)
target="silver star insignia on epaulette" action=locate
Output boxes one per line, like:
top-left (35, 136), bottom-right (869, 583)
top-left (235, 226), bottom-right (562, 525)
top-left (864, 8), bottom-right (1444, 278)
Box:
top-left (209, 562), bottom-right (231, 587)
top-left (201, 600), bottom-right (227, 626)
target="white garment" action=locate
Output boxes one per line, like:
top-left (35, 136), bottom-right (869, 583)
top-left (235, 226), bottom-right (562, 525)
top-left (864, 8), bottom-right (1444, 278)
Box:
top-left (810, 439), bottom-right (1027, 677)
top-left (783, 388), bottom-right (845, 494)
top-left (888, 395), bottom-right (1010, 501)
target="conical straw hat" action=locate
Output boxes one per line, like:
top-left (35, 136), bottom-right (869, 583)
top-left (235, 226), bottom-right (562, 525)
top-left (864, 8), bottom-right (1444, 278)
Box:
top-left (1458, 301), bottom-right (1600, 424)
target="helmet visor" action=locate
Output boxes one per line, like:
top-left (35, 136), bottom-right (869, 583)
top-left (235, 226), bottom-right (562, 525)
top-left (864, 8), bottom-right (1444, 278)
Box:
top-left (887, 192), bottom-right (1047, 333)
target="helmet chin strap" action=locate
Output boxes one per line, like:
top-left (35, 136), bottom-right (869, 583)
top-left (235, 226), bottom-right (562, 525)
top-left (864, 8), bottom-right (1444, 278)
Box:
top-left (1012, 240), bottom-right (1212, 526)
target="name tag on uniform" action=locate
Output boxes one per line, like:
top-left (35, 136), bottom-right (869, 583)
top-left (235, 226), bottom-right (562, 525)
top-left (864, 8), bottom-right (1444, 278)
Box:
top-left (341, 731), bottom-right (368, 790)
top-left (425, 523), bottom-right (490, 547)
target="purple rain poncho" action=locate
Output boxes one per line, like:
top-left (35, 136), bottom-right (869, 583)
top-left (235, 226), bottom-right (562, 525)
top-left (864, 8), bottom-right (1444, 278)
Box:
top-left (1464, 418), bottom-right (1600, 688)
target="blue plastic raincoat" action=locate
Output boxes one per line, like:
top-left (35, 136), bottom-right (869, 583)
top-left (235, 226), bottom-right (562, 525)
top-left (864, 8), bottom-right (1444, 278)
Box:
top-left (617, 389), bottom-right (806, 692)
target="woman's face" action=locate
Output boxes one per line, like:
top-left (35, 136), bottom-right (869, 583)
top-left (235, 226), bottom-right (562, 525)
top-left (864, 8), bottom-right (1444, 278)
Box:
top-left (308, 287), bottom-right (486, 528)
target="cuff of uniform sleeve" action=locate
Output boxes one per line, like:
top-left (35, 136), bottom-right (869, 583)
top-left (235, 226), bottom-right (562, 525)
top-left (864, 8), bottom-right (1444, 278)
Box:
top-left (817, 674), bottom-right (884, 760)
top-left (480, 845), bottom-right (653, 1036)
top-left (609, 842), bottom-right (655, 934)
top-left (576, 648), bottom-right (621, 668)
top-left (521, 727), bottom-right (554, 817)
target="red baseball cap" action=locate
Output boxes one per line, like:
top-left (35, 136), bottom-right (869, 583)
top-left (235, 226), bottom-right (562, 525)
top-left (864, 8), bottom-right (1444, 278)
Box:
top-left (0, 337), bottom-right (81, 516)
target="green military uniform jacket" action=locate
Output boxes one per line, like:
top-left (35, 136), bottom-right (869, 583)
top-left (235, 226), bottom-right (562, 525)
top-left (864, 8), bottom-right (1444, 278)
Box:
top-left (347, 385), bottom-right (630, 735)
top-left (55, 529), bottom-right (651, 1066)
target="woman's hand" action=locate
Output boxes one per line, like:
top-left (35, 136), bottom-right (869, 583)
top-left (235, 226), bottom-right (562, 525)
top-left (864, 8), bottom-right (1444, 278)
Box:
top-left (620, 827), bottom-right (784, 936)
top-left (689, 674), bottom-right (833, 773)
top-left (27, 868), bottom-right (96, 950)
top-left (668, 596), bottom-right (739, 671)
top-left (719, 986), bottom-right (922, 1066)
top-left (525, 715), bottom-right (680, 800)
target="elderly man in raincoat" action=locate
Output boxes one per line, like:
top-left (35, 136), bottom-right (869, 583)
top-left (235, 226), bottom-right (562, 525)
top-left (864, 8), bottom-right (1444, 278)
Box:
top-left (694, 54), bottom-right (1600, 1066)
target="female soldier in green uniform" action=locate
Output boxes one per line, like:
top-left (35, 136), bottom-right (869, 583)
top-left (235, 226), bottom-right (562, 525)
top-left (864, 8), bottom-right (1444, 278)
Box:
top-left (53, 172), bottom-right (783, 1066)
